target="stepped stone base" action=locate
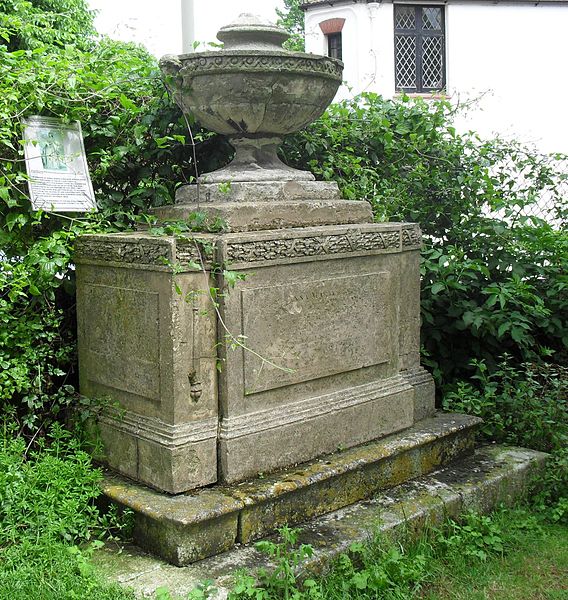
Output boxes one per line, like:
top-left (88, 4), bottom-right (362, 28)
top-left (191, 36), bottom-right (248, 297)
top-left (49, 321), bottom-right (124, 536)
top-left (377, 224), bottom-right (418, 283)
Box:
top-left (102, 413), bottom-right (481, 566)
top-left (149, 180), bottom-right (374, 233)
top-left (95, 442), bottom-right (548, 598)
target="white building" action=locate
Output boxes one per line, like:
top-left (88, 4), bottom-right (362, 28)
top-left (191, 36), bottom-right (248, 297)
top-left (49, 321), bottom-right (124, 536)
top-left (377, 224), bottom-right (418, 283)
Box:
top-left (302, 0), bottom-right (568, 154)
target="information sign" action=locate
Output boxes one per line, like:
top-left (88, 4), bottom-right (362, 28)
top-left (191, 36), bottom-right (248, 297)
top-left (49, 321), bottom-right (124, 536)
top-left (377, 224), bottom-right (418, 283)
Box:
top-left (22, 116), bottom-right (96, 212)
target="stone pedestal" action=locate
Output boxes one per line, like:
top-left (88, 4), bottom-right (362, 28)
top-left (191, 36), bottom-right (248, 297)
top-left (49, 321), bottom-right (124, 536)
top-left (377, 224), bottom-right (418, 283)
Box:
top-left (214, 221), bottom-right (432, 482)
top-left (76, 235), bottom-right (219, 493)
top-left (75, 198), bottom-right (435, 493)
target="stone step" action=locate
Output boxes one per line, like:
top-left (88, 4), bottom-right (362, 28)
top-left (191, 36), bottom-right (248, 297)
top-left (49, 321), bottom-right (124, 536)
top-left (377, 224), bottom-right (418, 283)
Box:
top-left (102, 412), bottom-right (481, 565)
top-left (94, 444), bottom-right (548, 599)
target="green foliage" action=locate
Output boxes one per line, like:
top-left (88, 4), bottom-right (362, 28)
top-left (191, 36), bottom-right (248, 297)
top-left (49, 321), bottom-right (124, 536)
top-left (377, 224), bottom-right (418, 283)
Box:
top-left (0, 420), bottom-right (134, 597)
top-left (443, 359), bottom-right (567, 453)
top-left (326, 541), bottom-right (428, 599)
top-left (0, 539), bottom-right (133, 599)
top-left (282, 93), bottom-right (568, 388)
top-left (0, 421), bottom-right (103, 546)
top-left (0, 0), bottom-right (96, 51)
top-left (444, 359), bottom-right (568, 522)
top-left (231, 527), bottom-right (316, 600)
top-left (228, 509), bottom-right (557, 600)
top-left (276, 0), bottom-right (305, 52)
top-left (437, 512), bottom-right (505, 562)
top-left (0, 0), bottom-right (227, 427)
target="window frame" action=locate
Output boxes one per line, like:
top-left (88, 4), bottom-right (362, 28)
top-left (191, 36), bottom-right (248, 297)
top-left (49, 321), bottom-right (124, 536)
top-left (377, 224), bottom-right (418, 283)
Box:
top-left (327, 32), bottom-right (343, 61)
top-left (394, 4), bottom-right (446, 93)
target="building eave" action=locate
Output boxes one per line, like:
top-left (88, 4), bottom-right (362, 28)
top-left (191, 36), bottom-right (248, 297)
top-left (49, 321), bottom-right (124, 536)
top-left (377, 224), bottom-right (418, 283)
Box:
top-left (302, 0), bottom-right (568, 9)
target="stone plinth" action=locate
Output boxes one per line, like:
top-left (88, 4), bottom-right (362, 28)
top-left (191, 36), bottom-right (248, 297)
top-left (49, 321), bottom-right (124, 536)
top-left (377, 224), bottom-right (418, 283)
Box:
top-left (214, 221), bottom-right (432, 482)
top-left (149, 181), bottom-right (373, 233)
top-left (75, 218), bottom-right (434, 493)
top-left (102, 413), bottom-right (480, 565)
top-left (75, 234), bottom-right (219, 493)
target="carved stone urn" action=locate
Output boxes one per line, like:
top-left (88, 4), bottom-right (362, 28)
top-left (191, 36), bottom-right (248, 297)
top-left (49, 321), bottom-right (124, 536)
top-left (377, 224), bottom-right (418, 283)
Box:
top-left (159, 14), bottom-right (342, 185)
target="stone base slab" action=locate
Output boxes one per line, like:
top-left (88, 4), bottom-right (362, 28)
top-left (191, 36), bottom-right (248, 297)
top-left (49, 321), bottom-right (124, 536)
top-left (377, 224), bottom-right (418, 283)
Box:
top-left (149, 181), bottom-right (374, 232)
top-left (176, 181), bottom-right (342, 203)
top-left (94, 443), bottom-right (548, 598)
top-left (148, 198), bottom-right (373, 232)
top-left (102, 412), bottom-right (481, 566)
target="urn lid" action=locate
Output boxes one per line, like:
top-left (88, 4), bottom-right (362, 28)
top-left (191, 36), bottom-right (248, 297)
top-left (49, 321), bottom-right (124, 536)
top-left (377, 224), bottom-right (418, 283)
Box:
top-left (217, 13), bottom-right (291, 51)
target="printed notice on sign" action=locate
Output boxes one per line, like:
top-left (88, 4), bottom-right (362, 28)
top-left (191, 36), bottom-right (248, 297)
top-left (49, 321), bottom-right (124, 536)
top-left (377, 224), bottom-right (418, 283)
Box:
top-left (23, 116), bottom-right (97, 212)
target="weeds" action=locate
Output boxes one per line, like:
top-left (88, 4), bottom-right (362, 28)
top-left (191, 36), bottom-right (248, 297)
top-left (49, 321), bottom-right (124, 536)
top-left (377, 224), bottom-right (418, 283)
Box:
top-left (0, 420), bottom-right (134, 599)
top-left (443, 358), bottom-right (568, 523)
top-left (225, 507), bottom-right (565, 600)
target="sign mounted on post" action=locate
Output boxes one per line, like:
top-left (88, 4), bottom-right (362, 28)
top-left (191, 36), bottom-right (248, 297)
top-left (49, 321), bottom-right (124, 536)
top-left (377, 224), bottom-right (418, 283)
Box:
top-left (22, 116), bottom-right (97, 212)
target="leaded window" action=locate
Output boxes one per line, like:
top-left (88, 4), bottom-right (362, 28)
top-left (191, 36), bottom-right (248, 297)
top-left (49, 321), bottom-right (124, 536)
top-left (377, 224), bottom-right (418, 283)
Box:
top-left (394, 5), bottom-right (445, 93)
top-left (327, 32), bottom-right (342, 61)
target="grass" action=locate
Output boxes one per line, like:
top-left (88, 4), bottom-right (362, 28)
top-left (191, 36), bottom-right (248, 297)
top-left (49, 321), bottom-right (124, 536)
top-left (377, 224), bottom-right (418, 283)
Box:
top-left (0, 540), bottom-right (134, 600)
top-left (231, 508), bottom-right (568, 600)
top-left (0, 423), bottom-right (135, 600)
top-left (1, 506), bottom-right (564, 600)
top-left (421, 519), bottom-right (568, 600)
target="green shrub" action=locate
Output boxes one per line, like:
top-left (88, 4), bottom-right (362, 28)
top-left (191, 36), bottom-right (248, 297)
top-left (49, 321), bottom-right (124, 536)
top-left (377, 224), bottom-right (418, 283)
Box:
top-left (0, 422), bottom-right (103, 546)
top-left (443, 359), bottom-right (567, 452)
top-left (0, 0), bottom-right (226, 426)
top-left (2, 0), bottom-right (566, 428)
top-left (443, 359), bottom-right (568, 521)
top-left (282, 94), bottom-right (567, 389)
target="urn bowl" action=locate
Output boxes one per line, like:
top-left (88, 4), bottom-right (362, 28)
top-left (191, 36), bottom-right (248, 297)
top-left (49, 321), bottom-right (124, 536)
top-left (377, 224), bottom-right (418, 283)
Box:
top-left (160, 15), bottom-right (343, 183)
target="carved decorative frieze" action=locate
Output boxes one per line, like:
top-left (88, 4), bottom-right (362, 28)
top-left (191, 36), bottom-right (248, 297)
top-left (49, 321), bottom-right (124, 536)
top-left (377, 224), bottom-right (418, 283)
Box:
top-left (175, 238), bottom-right (216, 270)
top-left (226, 230), bottom-right (401, 263)
top-left (180, 52), bottom-right (342, 81)
top-left (74, 237), bottom-right (172, 266)
top-left (402, 225), bottom-right (422, 248)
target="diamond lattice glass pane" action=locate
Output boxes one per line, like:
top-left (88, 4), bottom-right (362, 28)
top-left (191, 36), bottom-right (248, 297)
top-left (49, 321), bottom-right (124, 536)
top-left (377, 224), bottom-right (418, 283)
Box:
top-left (422, 7), bottom-right (442, 30)
top-left (395, 35), bottom-right (416, 89)
top-left (422, 36), bottom-right (443, 88)
top-left (395, 6), bottom-right (415, 30)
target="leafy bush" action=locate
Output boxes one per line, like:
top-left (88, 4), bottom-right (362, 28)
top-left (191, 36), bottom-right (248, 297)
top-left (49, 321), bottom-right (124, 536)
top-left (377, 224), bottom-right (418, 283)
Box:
top-left (0, 0), bottom-right (227, 427)
top-left (2, 1), bottom-right (566, 429)
top-left (444, 359), bottom-right (568, 521)
top-left (0, 422), bottom-right (103, 546)
top-left (282, 94), bottom-right (567, 389)
top-left (443, 359), bottom-right (567, 452)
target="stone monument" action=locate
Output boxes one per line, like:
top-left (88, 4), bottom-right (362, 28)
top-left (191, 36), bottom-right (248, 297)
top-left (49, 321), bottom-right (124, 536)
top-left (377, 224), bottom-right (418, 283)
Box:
top-left (74, 15), bottom-right (469, 565)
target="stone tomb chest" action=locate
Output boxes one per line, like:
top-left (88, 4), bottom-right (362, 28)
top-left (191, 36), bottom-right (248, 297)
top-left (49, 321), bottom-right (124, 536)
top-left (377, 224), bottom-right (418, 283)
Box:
top-left (75, 223), bottom-right (434, 494)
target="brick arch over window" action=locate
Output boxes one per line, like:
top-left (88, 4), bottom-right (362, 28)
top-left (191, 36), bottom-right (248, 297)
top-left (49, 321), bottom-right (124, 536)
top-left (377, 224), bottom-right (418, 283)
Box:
top-left (319, 18), bottom-right (345, 35)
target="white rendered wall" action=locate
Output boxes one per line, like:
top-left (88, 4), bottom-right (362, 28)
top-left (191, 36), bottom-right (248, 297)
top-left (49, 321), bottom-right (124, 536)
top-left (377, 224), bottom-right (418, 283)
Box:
top-left (446, 2), bottom-right (568, 153)
top-left (193, 0), bottom-right (284, 47)
top-left (305, 1), bottom-right (568, 154)
top-left (305, 3), bottom-right (390, 99)
top-left (89, 0), bottom-right (283, 57)
top-left (90, 0), bottom-right (183, 57)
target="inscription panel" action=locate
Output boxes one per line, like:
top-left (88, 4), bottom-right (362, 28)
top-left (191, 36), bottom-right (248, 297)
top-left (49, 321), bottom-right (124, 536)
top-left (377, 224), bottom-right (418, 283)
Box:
top-left (84, 284), bottom-right (161, 401)
top-left (241, 272), bottom-right (391, 395)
